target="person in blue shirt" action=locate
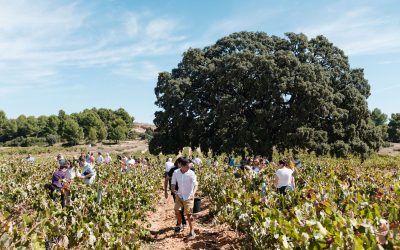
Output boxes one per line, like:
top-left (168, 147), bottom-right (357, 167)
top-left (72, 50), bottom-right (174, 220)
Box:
top-left (228, 156), bottom-right (235, 167)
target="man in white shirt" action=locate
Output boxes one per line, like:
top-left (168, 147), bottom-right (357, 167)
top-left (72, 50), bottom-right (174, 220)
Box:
top-left (165, 158), bottom-right (174, 176)
top-left (171, 157), bottom-right (198, 239)
top-left (78, 158), bottom-right (96, 185)
top-left (274, 160), bottom-right (295, 195)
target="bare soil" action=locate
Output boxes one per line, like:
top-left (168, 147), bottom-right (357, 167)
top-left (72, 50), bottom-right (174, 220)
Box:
top-left (0, 140), bottom-right (149, 159)
top-left (82, 140), bottom-right (149, 154)
top-left (141, 191), bottom-right (244, 250)
top-left (378, 143), bottom-right (400, 156)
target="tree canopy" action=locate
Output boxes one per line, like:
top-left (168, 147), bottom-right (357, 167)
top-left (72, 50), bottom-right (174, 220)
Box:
top-left (371, 108), bottom-right (388, 126)
top-left (0, 108), bottom-right (134, 146)
top-left (150, 31), bottom-right (384, 158)
top-left (388, 113), bottom-right (400, 142)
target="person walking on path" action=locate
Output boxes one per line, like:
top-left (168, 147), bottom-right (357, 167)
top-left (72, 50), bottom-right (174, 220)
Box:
top-left (171, 157), bottom-right (198, 239)
top-left (164, 158), bottom-right (187, 229)
top-left (165, 158), bottom-right (174, 176)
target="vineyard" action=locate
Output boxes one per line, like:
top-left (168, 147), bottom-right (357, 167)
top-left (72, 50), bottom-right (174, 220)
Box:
top-left (0, 151), bottom-right (400, 249)
top-left (199, 154), bottom-right (400, 249)
top-left (0, 153), bottom-right (164, 249)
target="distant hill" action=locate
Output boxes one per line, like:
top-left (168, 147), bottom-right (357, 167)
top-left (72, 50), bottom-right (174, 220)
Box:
top-left (133, 123), bottom-right (156, 133)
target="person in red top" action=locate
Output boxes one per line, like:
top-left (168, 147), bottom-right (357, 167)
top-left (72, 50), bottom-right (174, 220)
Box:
top-left (89, 152), bottom-right (95, 165)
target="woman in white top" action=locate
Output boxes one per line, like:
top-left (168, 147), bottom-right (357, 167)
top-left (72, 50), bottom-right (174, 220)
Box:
top-left (64, 160), bottom-right (76, 181)
top-left (274, 160), bottom-right (295, 195)
top-left (63, 160), bottom-right (76, 206)
top-left (104, 153), bottom-right (112, 164)
top-left (252, 158), bottom-right (261, 174)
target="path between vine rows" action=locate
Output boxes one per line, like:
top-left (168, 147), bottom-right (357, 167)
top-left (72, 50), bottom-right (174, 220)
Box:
top-left (141, 190), bottom-right (244, 250)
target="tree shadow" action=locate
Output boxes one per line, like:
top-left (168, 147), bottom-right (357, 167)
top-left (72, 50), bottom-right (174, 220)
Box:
top-left (196, 212), bottom-right (214, 224)
top-left (102, 141), bottom-right (118, 146)
top-left (144, 227), bottom-right (181, 242)
top-left (188, 230), bottom-right (242, 249)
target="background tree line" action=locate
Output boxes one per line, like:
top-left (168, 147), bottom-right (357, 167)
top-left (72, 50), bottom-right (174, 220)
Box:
top-left (370, 108), bottom-right (400, 143)
top-left (0, 108), bottom-right (137, 146)
top-left (150, 31), bottom-right (399, 159)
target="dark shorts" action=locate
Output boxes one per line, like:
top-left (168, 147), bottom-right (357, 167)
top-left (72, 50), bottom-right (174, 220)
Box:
top-left (277, 186), bottom-right (289, 195)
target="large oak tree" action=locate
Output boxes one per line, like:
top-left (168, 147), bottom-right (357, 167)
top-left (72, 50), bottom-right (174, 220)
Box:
top-left (150, 32), bottom-right (383, 158)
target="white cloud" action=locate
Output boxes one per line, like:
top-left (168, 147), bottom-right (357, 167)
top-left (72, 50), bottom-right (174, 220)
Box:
top-left (124, 14), bottom-right (139, 37)
top-left (0, 1), bottom-right (187, 92)
top-left (112, 61), bottom-right (160, 81)
top-left (298, 7), bottom-right (400, 55)
top-left (145, 18), bottom-right (177, 39)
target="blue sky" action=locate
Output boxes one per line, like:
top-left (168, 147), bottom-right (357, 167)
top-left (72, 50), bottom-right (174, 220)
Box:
top-left (0, 0), bottom-right (399, 123)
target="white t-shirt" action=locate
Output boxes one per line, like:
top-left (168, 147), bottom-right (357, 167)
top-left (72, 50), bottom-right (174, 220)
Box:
top-left (193, 157), bottom-right (202, 165)
top-left (96, 156), bottom-right (104, 164)
top-left (276, 167), bottom-right (293, 188)
top-left (26, 156), bottom-right (35, 162)
top-left (253, 166), bottom-right (260, 173)
top-left (65, 168), bottom-right (76, 180)
top-left (165, 161), bottom-right (174, 173)
top-left (81, 163), bottom-right (96, 185)
top-left (127, 159), bottom-right (135, 166)
top-left (105, 156), bottom-right (112, 164)
top-left (171, 169), bottom-right (198, 201)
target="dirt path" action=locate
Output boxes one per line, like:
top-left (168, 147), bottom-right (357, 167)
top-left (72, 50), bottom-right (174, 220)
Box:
top-left (378, 143), bottom-right (400, 156)
top-left (141, 190), bottom-right (243, 250)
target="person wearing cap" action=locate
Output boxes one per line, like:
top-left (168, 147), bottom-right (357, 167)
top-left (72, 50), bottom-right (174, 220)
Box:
top-left (171, 157), bottom-right (198, 239)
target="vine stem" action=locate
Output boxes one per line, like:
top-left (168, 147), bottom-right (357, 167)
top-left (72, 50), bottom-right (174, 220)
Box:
top-left (10, 218), bottom-right (47, 248)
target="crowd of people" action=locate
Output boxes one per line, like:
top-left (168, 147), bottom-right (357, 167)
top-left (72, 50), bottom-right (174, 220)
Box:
top-left (38, 150), bottom-right (300, 240)
top-left (161, 155), bottom-right (301, 239)
top-left (45, 151), bottom-right (151, 207)
top-left (234, 156), bottom-right (301, 194)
